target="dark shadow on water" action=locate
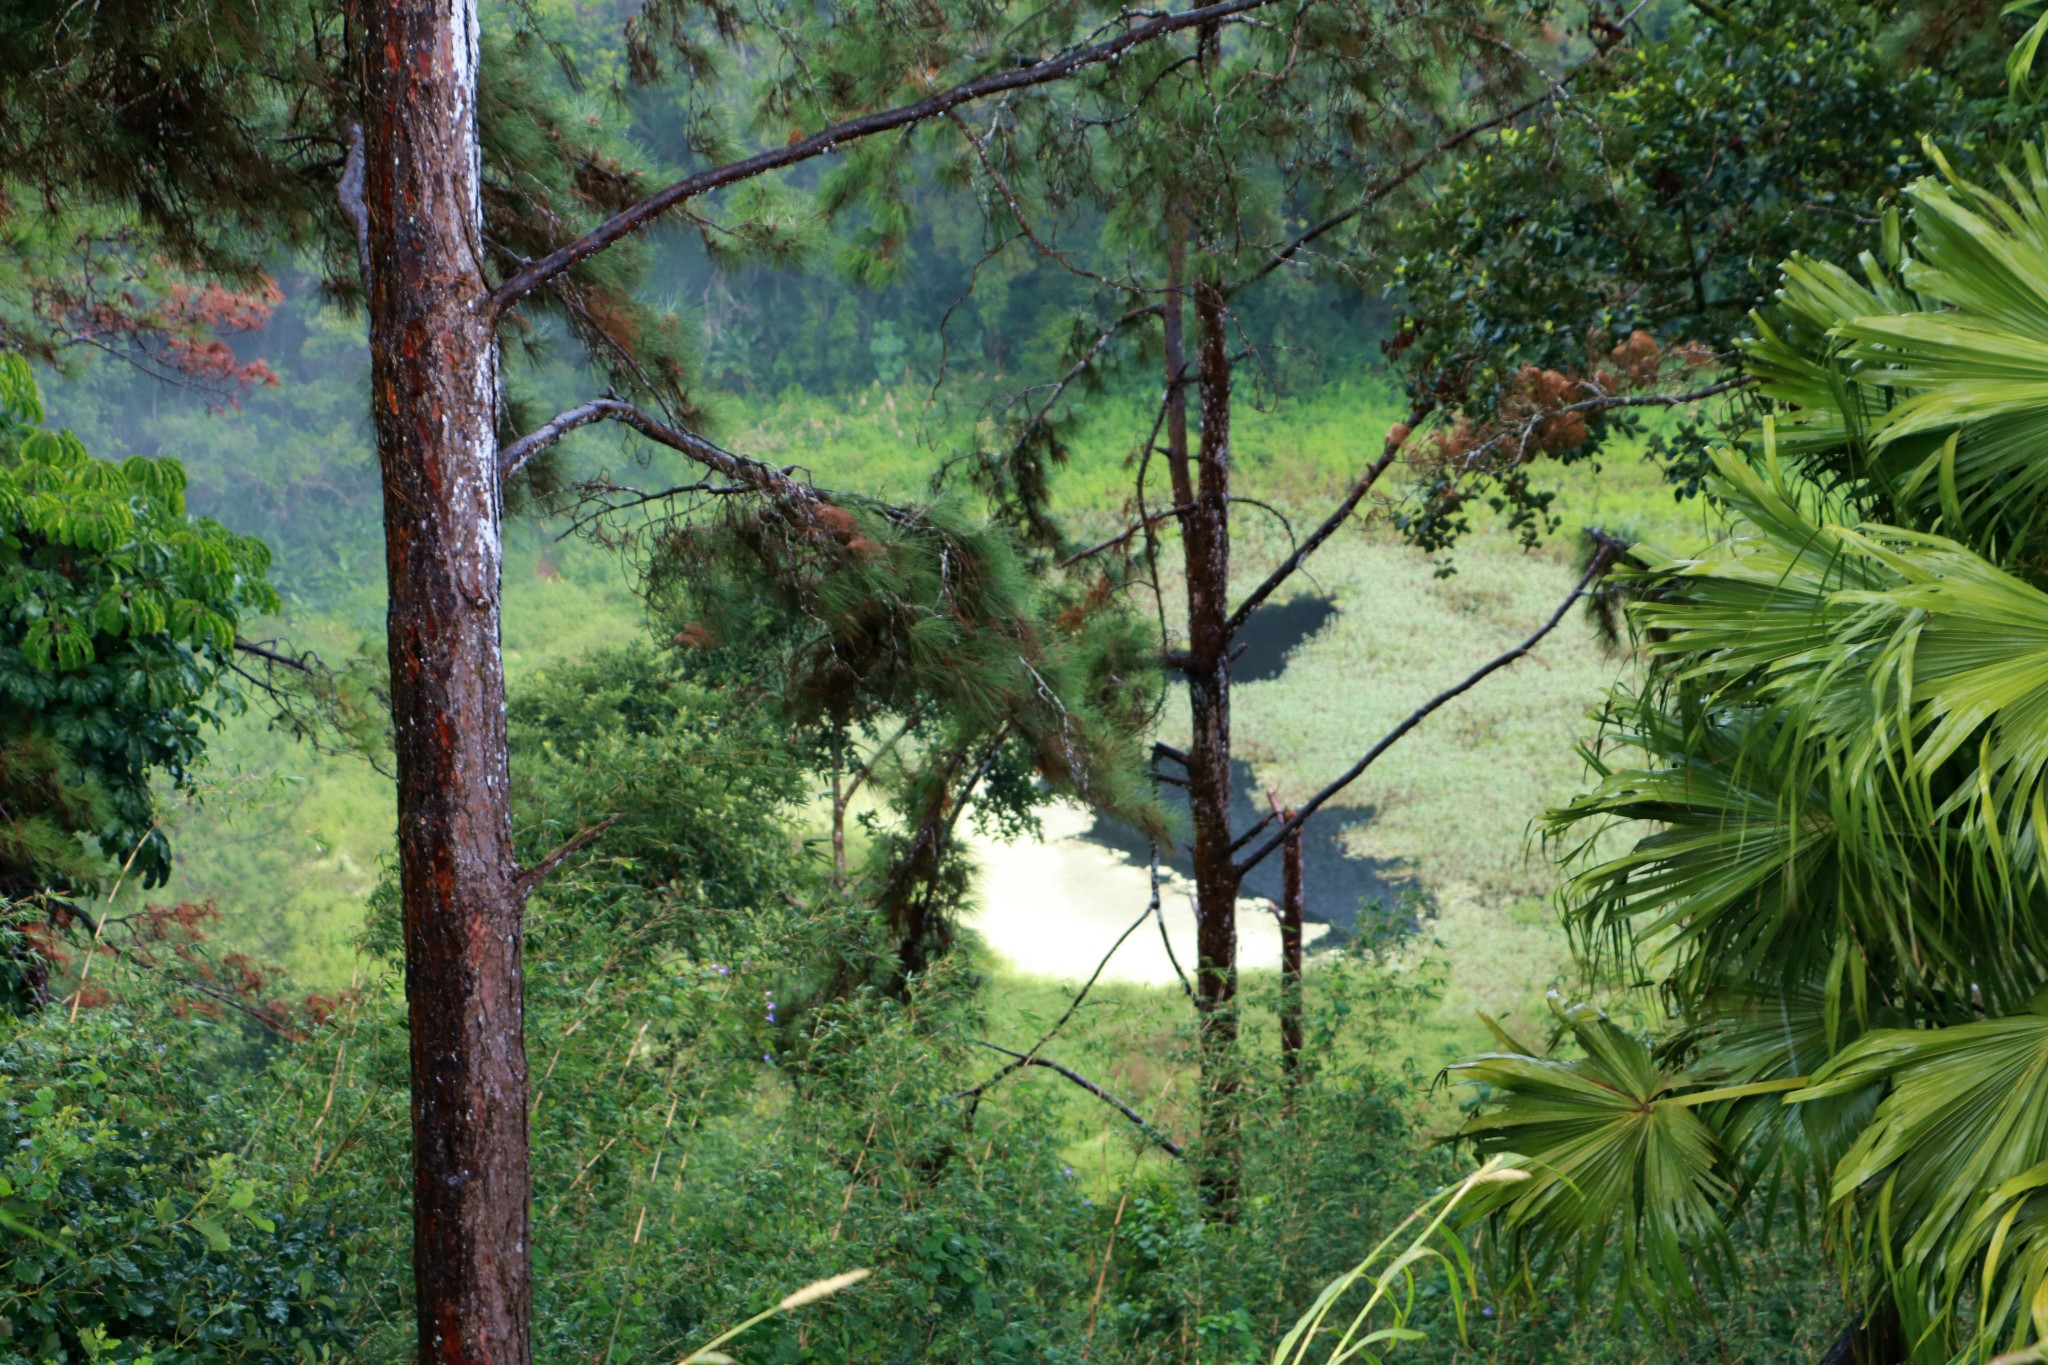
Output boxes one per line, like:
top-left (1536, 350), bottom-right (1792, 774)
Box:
top-left (1099, 591), bottom-right (1421, 937)
top-left (1078, 759), bottom-right (1421, 938)
top-left (1232, 595), bottom-right (1340, 684)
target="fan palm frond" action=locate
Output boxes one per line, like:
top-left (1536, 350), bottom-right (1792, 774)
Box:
top-left (1797, 999), bottom-right (2048, 1356)
top-left (1449, 1002), bottom-right (1740, 1314)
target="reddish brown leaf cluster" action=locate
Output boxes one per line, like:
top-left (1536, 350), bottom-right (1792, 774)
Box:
top-left (33, 897), bottom-right (342, 1038)
top-left (37, 269), bottom-right (283, 397)
top-left (1054, 573), bottom-right (1117, 631)
top-left (1417, 329), bottom-right (1711, 476)
top-left (808, 502), bottom-right (884, 559)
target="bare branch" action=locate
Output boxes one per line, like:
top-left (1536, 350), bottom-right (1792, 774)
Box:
top-left (1224, 410), bottom-right (1420, 636)
top-left (959, 901), bottom-right (1152, 1109)
top-left (499, 397), bottom-right (822, 512)
top-left (1234, 532), bottom-right (1626, 875)
top-left (972, 1042), bottom-right (1185, 1157)
top-left (1059, 502), bottom-right (1193, 568)
top-left (338, 123), bottom-right (371, 290)
top-left (234, 637), bottom-right (321, 674)
top-left (514, 816), bottom-right (622, 898)
top-left (489, 0), bottom-right (1283, 315)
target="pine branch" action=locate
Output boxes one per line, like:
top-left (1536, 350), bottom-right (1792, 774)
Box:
top-left (499, 397), bottom-right (821, 512)
top-left (489, 0), bottom-right (1283, 315)
top-left (1228, 2), bottom-right (1653, 294)
top-left (1234, 532), bottom-right (1627, 875)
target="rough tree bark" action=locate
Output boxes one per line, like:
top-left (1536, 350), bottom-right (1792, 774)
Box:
top-left (1280, 812), bottom-right (1304, 1086)
top-left (359, 2), bottom-right (531, 1360)
top-left (1184, 276), bottom-right (1243, 1214)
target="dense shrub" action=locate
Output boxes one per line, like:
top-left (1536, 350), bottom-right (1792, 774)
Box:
top-left (0, 999), bottom-right (365, 1364)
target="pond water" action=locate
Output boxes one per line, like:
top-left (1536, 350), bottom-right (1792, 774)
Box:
top-left (964, 594), bottom-right (1417, 984)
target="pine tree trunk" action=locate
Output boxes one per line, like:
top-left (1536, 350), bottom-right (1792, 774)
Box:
top-left (360, 3), bottom-right (531, 1360)
top-left (1280, 813), bottom-right (1304, 1087)
top-left (1184, 277), bottom-right (1243, 1216)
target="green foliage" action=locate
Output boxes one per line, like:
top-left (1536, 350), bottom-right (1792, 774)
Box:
top-left (641, 491), bottom-right (1161, 969)
top-left (1451, 1004), bottom-right (1736, 1314)
top-left (0, 0), bottom-right (319, 303)
top-left (0, 1000), bottom-right (363, 1364)
top-left (1272, 1158), bottom-right (1519, 1365)
top-left (1450, 138), bottom-right (2048, 1356)
top-left (1389, 0), bottom-right (2035, 539)
top-left (0, 354), bottom-right (278, 891)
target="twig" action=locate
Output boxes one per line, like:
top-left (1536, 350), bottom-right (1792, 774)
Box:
top-left (68, 824), bottom-right (158, 1023)
top-left (1149, 842), bottom-right (1193, 999)
top-left (973, 1042), bottom-right (1184, 1157)
top-left (1059, 504), bottom-right (1194, 568)
top-left (1085, 1171), bottom-right (1138, 1351)
top-left (959, 902), bottom-right (1153, 1108)
top-left (1235, 532), bottom-right (1627, 874)
top-left (550, 478), bottom-right (753, 541)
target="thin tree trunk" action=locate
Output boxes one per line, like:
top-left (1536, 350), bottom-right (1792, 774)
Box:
top-left (1280, 812), bottom-right (1304, 1088)
top-left (831, 734), bottom-right (848, 881)
top-left (1162, 229), bottom-right (1194, 514)
top-left (360, 3), bottom-right (530, 1360)
top-left (1184, 276), bottom-right (1242, 1216)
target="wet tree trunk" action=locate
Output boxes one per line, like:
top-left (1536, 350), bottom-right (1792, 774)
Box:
top-left (1183, 277), bottom-right (1243, 1215)
top-left (1280, 813), bottom-right (1304, 1087)
top-left (360, 3), bottom-right (531, 1361)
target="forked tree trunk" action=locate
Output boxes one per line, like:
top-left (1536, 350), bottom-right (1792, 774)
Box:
top-left (360, 2), bottom-right (531, 1360)
top-left (1183, 275), bottom-right (1243, 1215)
top-left (1280, 814), bottom-right (1304, 1087)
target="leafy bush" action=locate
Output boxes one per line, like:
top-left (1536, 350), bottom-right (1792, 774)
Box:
top-left (0, 351), bottom-right (278, 892)
top-left (0, 999), bottom-right (365, 1364)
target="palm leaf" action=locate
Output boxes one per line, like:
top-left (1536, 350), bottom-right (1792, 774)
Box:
top-left (1449, 1001), bottom-right (1734, 1313)
top-left (1797, 996), bottom-right (2048, 1356)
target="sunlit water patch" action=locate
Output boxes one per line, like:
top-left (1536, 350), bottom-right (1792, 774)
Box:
top-left (964, 594), bottom-right (1418, 984)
